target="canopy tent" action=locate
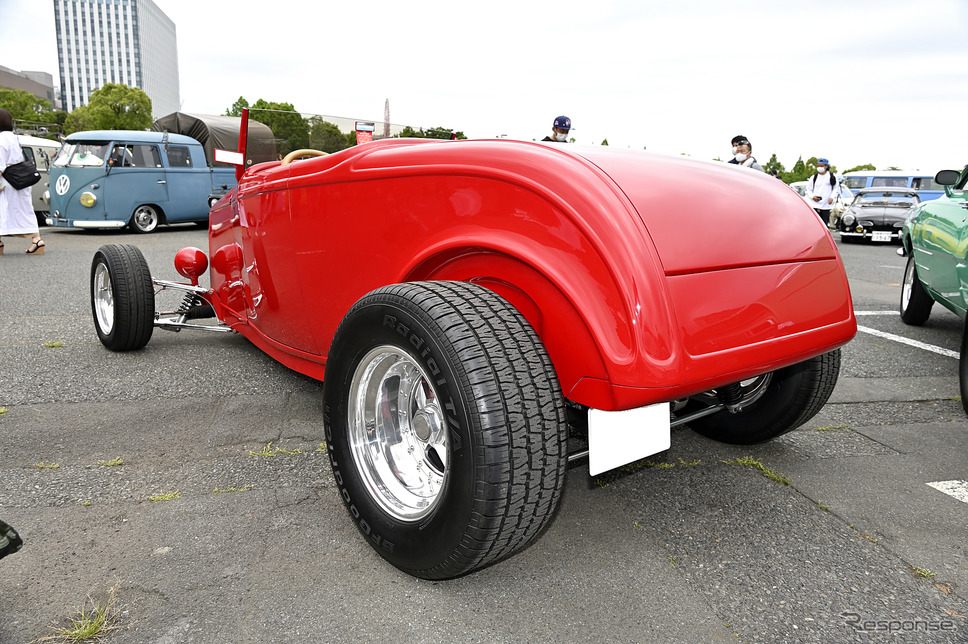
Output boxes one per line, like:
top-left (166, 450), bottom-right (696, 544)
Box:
top-left (152, 112), bottom-right (276, 166)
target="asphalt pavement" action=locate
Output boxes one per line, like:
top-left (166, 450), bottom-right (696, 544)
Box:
top-left (1, 227), bottom-right (966, 643)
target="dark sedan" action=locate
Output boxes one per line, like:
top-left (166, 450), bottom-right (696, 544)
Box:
top-left (838, 187), bottom-right (920, 243)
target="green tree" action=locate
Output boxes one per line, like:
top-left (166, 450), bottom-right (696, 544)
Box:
top-left (601, 138), bottom-right (609, 146)
top-left (395, 125), bottom-right (466, 140)
top-left (0, 88), bottom-right (52, 121)
top-left (307, 116), bottom-right (355, 153)
top-left (781, 156), bottom-right (810, 183)
top-left (224, 96), bottom-right (250, 117)
top-left (764, 153), bottom-right (786, 177)
top-left (248, 99), bottom-right (309, 155)
top-left (63, 105), bottom-right (97, 135)
top-left (84, 83), bottom-right (152, 130)
top-left (845, 163), bottom-right (876, 173)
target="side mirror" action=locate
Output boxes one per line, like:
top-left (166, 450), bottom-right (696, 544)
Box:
top-left (935, 169), bottom-right (960, 186)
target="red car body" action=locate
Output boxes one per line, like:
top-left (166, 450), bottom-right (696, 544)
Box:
top-left (206, 138), bottom-right (855, 411)
top-left (91, 120), bottom-right (857, 579)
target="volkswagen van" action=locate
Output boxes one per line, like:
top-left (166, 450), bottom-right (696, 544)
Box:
top-left (47, 131), bottom-right (236, 233)
top-left (841, 170), bottom-right (943, 201)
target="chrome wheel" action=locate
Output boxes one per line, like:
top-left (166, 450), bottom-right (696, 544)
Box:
top-left (901, 258), bottom-right (915, 311)
top-left (348, 345), bottom-right (448, 522)
top-left (131, 205), bottom-right (159, 233)
top-left (92, 261), bottom-right (115, 335)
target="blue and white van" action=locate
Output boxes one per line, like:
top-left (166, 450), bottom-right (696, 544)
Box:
top-left (47, 130), bottom-right (236, 233)
top-left (841, 170), bottom-right (943, 202)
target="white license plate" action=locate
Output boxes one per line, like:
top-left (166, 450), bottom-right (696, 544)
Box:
top-left (872, 231), bottom-right (892, 242)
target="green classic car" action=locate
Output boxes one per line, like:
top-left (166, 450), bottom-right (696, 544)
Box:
top-left (899, 164), bottom-right (968, 412)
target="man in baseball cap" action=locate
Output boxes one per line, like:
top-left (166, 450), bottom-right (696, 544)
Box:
top-left (542, 115), bottom-right (572, 143)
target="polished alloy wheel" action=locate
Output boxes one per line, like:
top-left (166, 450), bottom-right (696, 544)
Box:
top-left (348, 345), bottom-right (448, 521)
top-left (92, 262), bottom-right (115, 334)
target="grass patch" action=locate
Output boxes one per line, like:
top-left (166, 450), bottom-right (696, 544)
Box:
top-left (912, 566), bottom-right (936, 579)
top-left (39, 582), bottom-right (121, 641)
top-left (645, 460), bottom-right (675, 469)
top-left (147, 491), bottom-right (182, 503)
top-left (213, 486), bottom-right (251, 494)
top-left (818, 501), bottom-right (830, 511)
top-left (815, 424), bottom-right (850, 432)
top-left (247, 442), bottom-right (303, 457)
top-left (678, 458), bottom-right (701, 466)
top-left (31, 461), bottom-right (60, 469)
top-left (721, 456), bottom-right (791, 485)
top-left (0, 407), bottom-right (7, 417)
top-left (314, 442), bottom-right (328, 453)
top-left (97, 457), bottom-right (124, 467)
top-left (42, 340), bottom-right (64, 348)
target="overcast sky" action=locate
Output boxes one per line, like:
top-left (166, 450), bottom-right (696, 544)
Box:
top-left (3, 0), bottom-right (967, 172)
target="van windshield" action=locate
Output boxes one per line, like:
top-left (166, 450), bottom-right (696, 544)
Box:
top-left (53, 142), bottom-right (109, 167)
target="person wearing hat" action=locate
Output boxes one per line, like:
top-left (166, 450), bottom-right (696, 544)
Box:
top-left (727, 135), bottom-right (764, 172)
top-left (805, 158), bottom-right (840, 227)
top-left (542, 116), bottom-right (572, 143)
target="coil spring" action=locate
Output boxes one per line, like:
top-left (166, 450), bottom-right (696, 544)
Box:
top-left (718, 382), bottom-right (744, 411)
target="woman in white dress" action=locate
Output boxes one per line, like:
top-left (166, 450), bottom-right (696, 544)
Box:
top-left (0, 108), bottom-right (44, 254)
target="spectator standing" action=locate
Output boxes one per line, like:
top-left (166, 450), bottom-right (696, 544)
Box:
top-left (805, 158), bottom-right (840, 227)
top-left (727, 135), bottom-right (764, 172)
top-left (0, 108), bottom-right (44, 254)
top-left (542, 116), bottom-right (572, 143)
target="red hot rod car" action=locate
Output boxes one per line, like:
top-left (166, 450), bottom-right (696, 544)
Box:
top-left (90, 109), bottom-right (856, 579)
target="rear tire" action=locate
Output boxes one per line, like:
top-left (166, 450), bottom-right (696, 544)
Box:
top-left (323, 281), bottom-right (567, 579)
top-left (90, 244), bottom-right (154, 351)
top-left (900, 254), bottom-right (933, 325)
top-left (684, 350), bottom-right (841, 445)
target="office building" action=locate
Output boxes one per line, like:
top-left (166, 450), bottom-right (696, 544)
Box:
top-left (53, 0), bottom-right (180, 118)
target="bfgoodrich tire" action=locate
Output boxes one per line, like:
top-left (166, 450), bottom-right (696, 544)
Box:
top-left (900, 253), bottom-right (933, 326)
top-left (90, 244), bottom-right (154, 351)
top-left (323, 281), bottom-right (567, 579)
top-left (684, 350), bottom-right (841, 445)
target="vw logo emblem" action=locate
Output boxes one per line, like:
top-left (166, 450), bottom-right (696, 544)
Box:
top-left (55, 174), bottom-right (71, 195)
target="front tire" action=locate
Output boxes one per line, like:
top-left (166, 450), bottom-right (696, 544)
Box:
top-left (130, 205), bottom-right (160, 233)
top-left (90, 244), bottom-right (154, 351)
top-left (900, 253), bottom-right (933, 325)
top-left (684, 350), bottom-right (841, 444)
top-left (323, 281), bottom-right (567, 579)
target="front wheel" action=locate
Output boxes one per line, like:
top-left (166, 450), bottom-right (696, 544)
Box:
top-left (129, 205), bottom-right (160, 233)
top-left (900, 253), bottom-right (933, 325)
top-left (323, 281), bottom-right (567, 579)
top-left (683, 350), bottom-right (841, 444)
top-left (90, 244), bottom-right (154, 351)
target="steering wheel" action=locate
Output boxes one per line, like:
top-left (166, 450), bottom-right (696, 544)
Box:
top-left (280, 149), bottom-right (329, 166)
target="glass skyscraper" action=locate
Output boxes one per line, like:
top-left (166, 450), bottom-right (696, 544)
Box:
top-left (53, 0), bottom-right (180, 118)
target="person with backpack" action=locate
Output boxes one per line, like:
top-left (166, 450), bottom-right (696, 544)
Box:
top-left (805, 158), bottom-right (840, 228)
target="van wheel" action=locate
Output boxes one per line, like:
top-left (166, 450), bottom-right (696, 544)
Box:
top-left (130, 205), bottom-right (160, 233)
